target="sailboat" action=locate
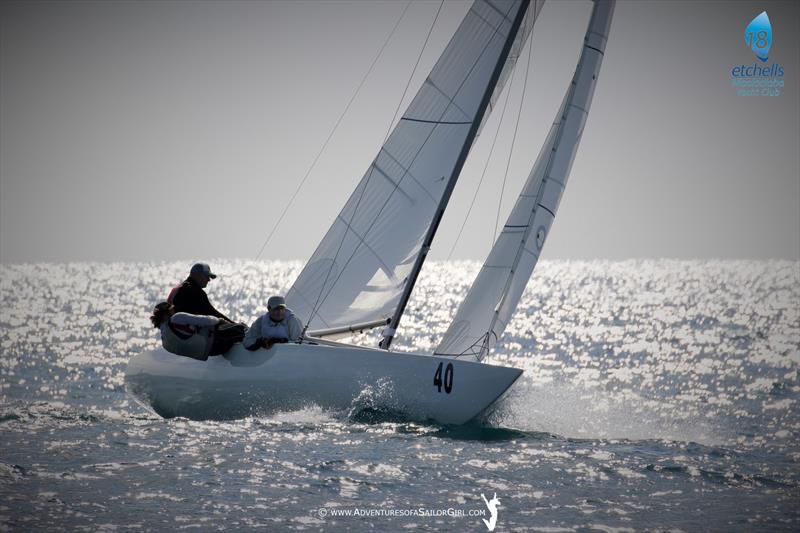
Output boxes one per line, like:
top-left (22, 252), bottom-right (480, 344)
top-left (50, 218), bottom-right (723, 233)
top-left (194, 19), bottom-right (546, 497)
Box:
top-left (125, 0), bottom-right (615, 424)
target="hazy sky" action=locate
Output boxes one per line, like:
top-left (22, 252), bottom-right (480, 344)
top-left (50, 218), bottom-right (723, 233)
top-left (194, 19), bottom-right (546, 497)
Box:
top-left (1, 0), bottom-right (798, 263)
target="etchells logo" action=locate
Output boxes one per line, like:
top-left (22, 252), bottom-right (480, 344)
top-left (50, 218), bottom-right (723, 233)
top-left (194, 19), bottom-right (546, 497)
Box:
top-left (731, 11), bottom-right (784, 96)
top-left (745, 11), bottom-right (771, 62)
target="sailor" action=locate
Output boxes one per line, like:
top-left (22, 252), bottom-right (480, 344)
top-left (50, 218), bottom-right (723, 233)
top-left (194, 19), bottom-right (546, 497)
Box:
top-left (151, 302), bottom-right (245, 360)
top-left (170, 262), bottom-right (236, 323)
top-left (243, 296), bottom-right (303, 350)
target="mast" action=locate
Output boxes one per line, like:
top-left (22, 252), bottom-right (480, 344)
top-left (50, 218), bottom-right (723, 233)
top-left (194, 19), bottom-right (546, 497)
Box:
top-left (379, 0), bottom-right (533, 350)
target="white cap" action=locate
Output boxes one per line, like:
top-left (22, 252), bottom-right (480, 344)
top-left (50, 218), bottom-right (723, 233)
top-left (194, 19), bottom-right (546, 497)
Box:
top-left (268, 295), bottom-right (286, 309)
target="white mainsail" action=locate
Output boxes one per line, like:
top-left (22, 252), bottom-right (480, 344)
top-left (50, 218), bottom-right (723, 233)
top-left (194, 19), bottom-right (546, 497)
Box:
top-left (287, 0), bottom-right (543, 334)
top-left (435, 0), bottom-right (615, 359)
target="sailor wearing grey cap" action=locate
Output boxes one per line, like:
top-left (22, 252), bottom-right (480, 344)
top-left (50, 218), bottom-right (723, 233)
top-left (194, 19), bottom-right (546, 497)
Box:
top-left (190, 262), bottom-right (216, 279)
top-left (169, 262), bottom-right (236, 323)
top-left (243, 295), bottom-right (303, 350)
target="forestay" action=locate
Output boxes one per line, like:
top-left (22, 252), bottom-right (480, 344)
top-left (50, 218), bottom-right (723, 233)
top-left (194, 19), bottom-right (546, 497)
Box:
top-left (287, 0), bottom-right (543, 334)
top-left (435, 0), bottom-right (615, 359)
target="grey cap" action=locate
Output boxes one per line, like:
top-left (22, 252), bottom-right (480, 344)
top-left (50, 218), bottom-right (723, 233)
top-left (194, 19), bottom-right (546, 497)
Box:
top-left (190, 262), bottom-right (216, 279)
top-left (267, 295), bottom-right (286, 309)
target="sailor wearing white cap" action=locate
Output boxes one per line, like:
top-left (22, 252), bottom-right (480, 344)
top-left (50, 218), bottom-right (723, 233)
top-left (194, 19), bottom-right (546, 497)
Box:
top-left (243, 295), bottom-right (303, 350)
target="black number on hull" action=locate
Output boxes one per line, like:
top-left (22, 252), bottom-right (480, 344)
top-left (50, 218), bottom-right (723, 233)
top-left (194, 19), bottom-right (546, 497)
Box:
top-left (434, 362), bottom-right (443, 392)
top-left (433, 362), bottom-right (454, 394)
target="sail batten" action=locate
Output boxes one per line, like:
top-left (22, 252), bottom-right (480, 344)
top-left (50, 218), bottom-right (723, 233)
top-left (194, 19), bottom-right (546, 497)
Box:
top-left (287, 0), bottom-right (544, 334)
top-left (402, 118), bottom-right (473, 126)
top-left (435, 0), bottom-right (615, 360)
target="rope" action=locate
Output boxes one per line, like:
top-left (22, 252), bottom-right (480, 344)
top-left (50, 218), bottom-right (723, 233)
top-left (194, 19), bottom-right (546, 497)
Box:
top-left (253, 0), bottom-right (414, 262)
top-left (446, 53), bottom-right (518, 261)
top-left (304, 0), bottom-right (446, 330)
top-left (493, 17), bottom-right (535, 243)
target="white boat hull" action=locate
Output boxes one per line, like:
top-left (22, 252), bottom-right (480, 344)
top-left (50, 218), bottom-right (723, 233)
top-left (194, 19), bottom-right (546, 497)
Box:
top-left (124, 343), bottom-right (522, 425)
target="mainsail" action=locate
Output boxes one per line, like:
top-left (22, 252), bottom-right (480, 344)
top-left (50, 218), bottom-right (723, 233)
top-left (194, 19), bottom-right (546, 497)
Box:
top-left (287, 0), bottom-right (543, 334)
top-left (435, 0), bottom-right (615, 359)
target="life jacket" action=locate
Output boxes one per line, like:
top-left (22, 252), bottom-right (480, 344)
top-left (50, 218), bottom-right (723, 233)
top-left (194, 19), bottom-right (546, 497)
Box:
top-left (166, 283), bottom-right (181, 304)
top-left (160, 320), bottom-right (213, 361)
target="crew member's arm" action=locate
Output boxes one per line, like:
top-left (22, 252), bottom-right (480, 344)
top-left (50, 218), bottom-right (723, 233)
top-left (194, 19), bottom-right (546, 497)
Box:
top-left (171, 284), bottom-right (189, 312)
top-left (243, 316), bottom-right (264, 350)
top-left (287, 314), bottom-right (303, 342)
top-left (258, 316), bottom-right (286, 349)
top-left (196, 287), bottom-right (234, 322)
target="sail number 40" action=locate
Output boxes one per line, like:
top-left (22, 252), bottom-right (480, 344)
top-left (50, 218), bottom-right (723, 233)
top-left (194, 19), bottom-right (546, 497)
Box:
top-left (433, 362), bottom-right (454, 394)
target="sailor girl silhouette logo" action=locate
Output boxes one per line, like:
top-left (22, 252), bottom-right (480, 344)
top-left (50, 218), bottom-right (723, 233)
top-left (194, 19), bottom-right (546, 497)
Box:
top-left (745, 11), bottom-right (771, 62)
top-left (481, 493), bottom-right (501, 531)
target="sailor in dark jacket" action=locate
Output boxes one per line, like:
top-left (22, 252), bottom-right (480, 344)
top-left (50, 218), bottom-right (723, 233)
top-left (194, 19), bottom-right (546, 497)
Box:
top-left (170, 263), bottom-right (234, 322)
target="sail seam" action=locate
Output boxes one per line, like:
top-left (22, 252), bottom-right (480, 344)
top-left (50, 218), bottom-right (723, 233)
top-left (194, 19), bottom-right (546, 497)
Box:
top-left (422, 78), bottom-right (472, 121)
top-left (290, 288), bottom-right (332, 328)
top-left (371, 163), bottom-right (414, 203)
top-left (379, 148), bottom-right (438, 205)
top-left (586, 30), bottom-right (608, 44)
top-left (470, 5), bottom-right (510, 39)
top-left (482, 1), bottom-right (513, 24)
top-left (569, 103), bottom-right (589, 115)
top-left (335, 215), bottom-right (398, 281)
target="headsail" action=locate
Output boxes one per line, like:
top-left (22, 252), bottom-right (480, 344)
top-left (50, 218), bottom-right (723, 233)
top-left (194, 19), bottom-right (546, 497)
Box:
top-left (287, 1), bottom-right (543, 335)
top-left (435, 0), bottom-right (615, 359)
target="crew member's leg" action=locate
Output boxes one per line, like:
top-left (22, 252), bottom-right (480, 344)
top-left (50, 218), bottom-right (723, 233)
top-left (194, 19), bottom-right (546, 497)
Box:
top-left (209, 323), bottom-right (247, 355)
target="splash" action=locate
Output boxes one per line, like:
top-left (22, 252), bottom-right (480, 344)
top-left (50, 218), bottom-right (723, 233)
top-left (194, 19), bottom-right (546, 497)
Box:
top-left (258, 404), bottom-right (339, 425)
top-left (346, 377), bottom-right (407, 423)
top-left (487, 378), bottom-right (726, 445)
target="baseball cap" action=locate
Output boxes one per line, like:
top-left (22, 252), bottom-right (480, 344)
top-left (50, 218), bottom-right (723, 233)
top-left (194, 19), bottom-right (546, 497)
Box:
top-left (268, 295), bottom-right (286, 309)
top-left (190, 262), bottom-right (217, 279)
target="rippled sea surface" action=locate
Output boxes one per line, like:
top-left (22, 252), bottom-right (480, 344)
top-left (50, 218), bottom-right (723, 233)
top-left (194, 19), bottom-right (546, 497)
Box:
top-left (1, 260), bottom-right (798, 531)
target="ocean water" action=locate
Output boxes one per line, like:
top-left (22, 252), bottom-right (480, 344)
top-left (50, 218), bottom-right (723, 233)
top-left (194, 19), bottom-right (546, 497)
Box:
top-left (0, 260), bottom-right (798, 531)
